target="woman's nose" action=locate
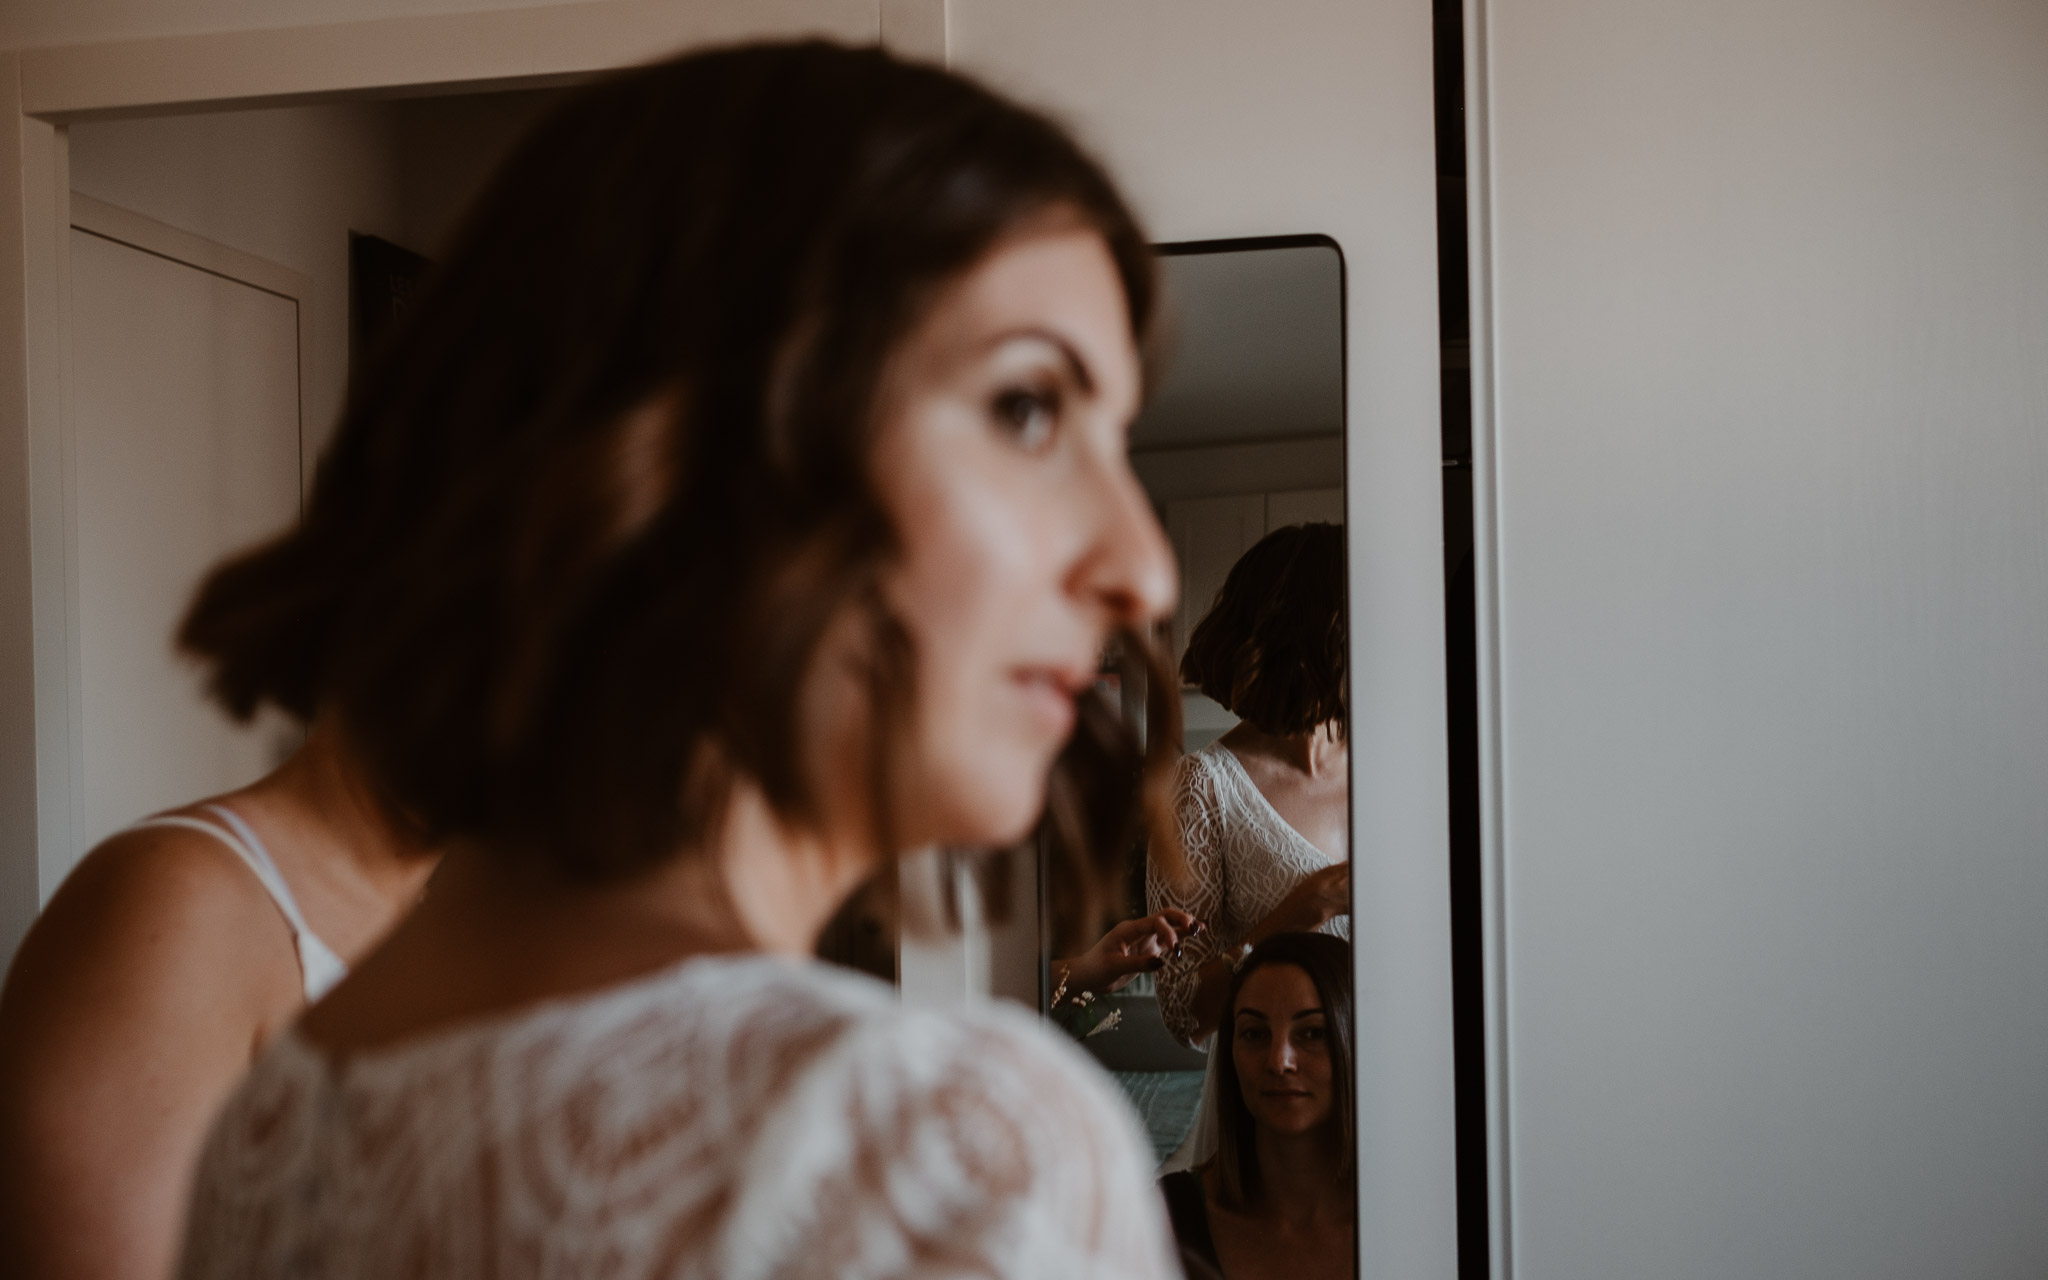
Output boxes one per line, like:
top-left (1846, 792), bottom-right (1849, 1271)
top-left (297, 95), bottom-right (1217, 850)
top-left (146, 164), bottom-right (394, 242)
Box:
top-left (1074, 460), bottom-right (1176, 627)
top-left (1270, 1037), bottom-right (1300, 1075)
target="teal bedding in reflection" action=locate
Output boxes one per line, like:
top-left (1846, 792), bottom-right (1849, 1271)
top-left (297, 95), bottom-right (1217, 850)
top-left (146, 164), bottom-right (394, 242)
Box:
top-left (1111, 1069), bottom-right (1207, 1166)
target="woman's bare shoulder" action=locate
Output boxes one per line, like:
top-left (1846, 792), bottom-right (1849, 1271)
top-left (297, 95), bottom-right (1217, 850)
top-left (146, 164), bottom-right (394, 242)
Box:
top-left (0, 820), bottom-right (299, 1045)
top-left (0, 823), bottom-right (306, 1280)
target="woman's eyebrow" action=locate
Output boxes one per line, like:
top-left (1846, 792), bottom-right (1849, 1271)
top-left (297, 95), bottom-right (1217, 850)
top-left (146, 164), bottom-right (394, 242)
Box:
top-left (1235, 1008), bottom-right (1271, 1022)
top-left (986, 327), bottom-right (1096, 395)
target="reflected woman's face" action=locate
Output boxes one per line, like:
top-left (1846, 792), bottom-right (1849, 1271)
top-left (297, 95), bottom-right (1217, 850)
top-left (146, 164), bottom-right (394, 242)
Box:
top-left (864, 220), bottom-right (1176, 849)
top-left (1231, 963), bottom-right (1334, 1135)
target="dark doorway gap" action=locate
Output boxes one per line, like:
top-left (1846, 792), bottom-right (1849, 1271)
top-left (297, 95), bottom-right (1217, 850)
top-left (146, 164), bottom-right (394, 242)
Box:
top-left (1433, 1), bottom-right (1487, 1277)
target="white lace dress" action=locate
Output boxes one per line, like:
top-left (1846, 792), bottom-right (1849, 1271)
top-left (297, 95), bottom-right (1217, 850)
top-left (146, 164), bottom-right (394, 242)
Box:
top-left (177, 954), bottom-right (1178, 1280)
top-left (1148, 740), bottom-right (1351, 1048)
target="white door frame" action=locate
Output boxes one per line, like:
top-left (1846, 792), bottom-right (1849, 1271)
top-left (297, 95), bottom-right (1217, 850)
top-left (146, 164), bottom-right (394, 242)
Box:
top-left (0, 0), bottom-right (946, 955)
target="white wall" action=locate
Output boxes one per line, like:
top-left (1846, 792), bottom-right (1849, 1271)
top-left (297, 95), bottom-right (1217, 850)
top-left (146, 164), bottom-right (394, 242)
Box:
top-left (1472, 1), bottom-right (2048, 1275)
top-left (0, 0), bottom-right (591, 51)
top-left (70, 103), bottom-right (406, 468)
top-left (950, 3), bottom-right (1454, 1274)
top-left (0, 55), bottom-right (47, 996)
top-left (69, 88), bottom-right (585, 481)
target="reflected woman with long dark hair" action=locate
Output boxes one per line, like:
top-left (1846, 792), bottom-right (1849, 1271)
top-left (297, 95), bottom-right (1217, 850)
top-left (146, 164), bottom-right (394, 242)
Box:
top-left (174, 42), bottom-right (1187, 1278)
top-left (1161, 932), bottom-right (1355, 1280)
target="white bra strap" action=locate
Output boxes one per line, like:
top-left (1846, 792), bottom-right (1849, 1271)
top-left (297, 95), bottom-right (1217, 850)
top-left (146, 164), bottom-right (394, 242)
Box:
top-left (127, 807), bottom-right (348, 1002)
top-left (201, 804), bottom-right (321, 940)
top-left (129, 810), bottom-right (315, 940)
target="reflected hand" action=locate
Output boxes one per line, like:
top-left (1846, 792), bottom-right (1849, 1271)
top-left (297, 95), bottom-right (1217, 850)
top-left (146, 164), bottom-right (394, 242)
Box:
top-left (1258, 862), bottom-right (1350, 940)
top-left (1060, 909), bottom-right (1202, 996)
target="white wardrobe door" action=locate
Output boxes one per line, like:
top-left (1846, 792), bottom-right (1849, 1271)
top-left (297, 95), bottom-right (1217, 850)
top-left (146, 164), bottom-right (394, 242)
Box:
top-left (1477, 2), bottom-right (2048, 1273)
top-left (68, 228), bottom-right (301, 863)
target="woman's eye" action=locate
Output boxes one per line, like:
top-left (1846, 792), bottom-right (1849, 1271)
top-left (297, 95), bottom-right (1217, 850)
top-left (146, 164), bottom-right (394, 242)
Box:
top-left (991, 386), bottom-right (1059, 451)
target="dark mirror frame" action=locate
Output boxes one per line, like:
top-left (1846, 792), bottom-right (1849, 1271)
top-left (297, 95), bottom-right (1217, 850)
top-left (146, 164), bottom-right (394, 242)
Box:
top-left (1036, 229), bottom-right (1354, 1027)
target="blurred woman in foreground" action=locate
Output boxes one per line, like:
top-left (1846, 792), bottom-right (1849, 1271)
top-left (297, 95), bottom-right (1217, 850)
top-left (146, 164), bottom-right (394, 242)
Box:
top-left (177, 42), bottom-right (1186, 1278)
top-left (1160, 932), bottom-right (1356, 1280)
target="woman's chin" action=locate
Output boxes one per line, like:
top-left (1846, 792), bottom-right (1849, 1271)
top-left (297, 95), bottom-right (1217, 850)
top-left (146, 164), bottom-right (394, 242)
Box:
top-left (916, 782), bottom-right (1045, 851)
top-left (978, 790), bottom-right (1049, 848)
top-left (1250, 1103), bottom-right (1333, 1136)
top-left (920, 744), bottom-right (1056, 847)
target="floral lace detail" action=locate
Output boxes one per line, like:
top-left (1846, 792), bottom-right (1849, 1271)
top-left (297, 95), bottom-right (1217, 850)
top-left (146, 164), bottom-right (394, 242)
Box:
top-left (1147, 742), bottom-right (1350, 1047)
top-left (178, 956), bottom-right (1177, 1280)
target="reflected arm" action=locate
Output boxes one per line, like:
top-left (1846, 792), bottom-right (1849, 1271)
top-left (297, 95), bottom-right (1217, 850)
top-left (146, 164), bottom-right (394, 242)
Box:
top-left (1148, 756), bottom-right (1228, 1047)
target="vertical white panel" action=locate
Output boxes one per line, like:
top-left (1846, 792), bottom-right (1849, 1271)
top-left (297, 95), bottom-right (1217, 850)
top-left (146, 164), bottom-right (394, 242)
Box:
top-left (0, 60), bottom-right (58, 972)
top-left (898, 850), bottom-right (994, 1009)
top-left (985, 844), bottom-right (1041, 1009)
top-left (67, 229), bottom-right (300, 875)
top-left (1474, 0), bottom-right (2048, 1274)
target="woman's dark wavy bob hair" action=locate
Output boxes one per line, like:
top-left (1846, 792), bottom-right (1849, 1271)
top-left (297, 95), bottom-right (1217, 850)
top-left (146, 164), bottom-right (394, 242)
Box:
top-left (1180, 521), bottom-right (1347, 736)
top-left (178, 41), bottom-right (1180, 891)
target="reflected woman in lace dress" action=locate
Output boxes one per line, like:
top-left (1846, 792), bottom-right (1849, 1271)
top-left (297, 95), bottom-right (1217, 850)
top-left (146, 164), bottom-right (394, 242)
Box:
top-left (1150, 522), bottom-right (1350, 1170)
top-left (175, 43), bottom-right (1188, 1278)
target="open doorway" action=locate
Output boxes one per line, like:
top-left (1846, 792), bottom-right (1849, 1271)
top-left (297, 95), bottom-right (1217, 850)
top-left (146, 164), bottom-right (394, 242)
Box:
top-left (58, 87), bottom-right (570, 885)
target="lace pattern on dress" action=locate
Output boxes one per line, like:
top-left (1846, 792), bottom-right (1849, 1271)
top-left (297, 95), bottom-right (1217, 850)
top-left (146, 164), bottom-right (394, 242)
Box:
top-left (178, 956), bottom-right (1178, 1280)
top-left (1147, 742), bottom-right (1351, 1048)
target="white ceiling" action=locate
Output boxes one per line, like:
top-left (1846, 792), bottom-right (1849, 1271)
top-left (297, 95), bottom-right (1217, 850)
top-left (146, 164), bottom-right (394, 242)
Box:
top-left (1130, 241), bottom-right (1345, 450)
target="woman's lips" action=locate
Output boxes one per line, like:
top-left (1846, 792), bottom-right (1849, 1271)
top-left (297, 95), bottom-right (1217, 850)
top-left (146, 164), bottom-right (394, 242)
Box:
top-left (1013, 667), bottom-right (1083, 736)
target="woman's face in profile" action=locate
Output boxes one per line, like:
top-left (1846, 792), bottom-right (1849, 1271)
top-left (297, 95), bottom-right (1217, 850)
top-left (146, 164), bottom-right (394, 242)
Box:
top-left (863, 220), bottom-right (1175, 849)
top-left (1232, 962), bottom-right (1335, 1134)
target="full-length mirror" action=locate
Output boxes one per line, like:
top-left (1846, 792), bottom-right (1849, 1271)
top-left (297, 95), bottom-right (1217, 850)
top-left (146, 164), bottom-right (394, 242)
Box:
top-left (1043, 237), bottom-right (1353, 1276)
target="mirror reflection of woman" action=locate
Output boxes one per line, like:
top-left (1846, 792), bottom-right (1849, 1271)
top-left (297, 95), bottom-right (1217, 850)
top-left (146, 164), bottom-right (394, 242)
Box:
top-left (1150, 522), bottom-right (1349, 1167)
top-left (1160, 932), bottom-right (1355, 1280)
